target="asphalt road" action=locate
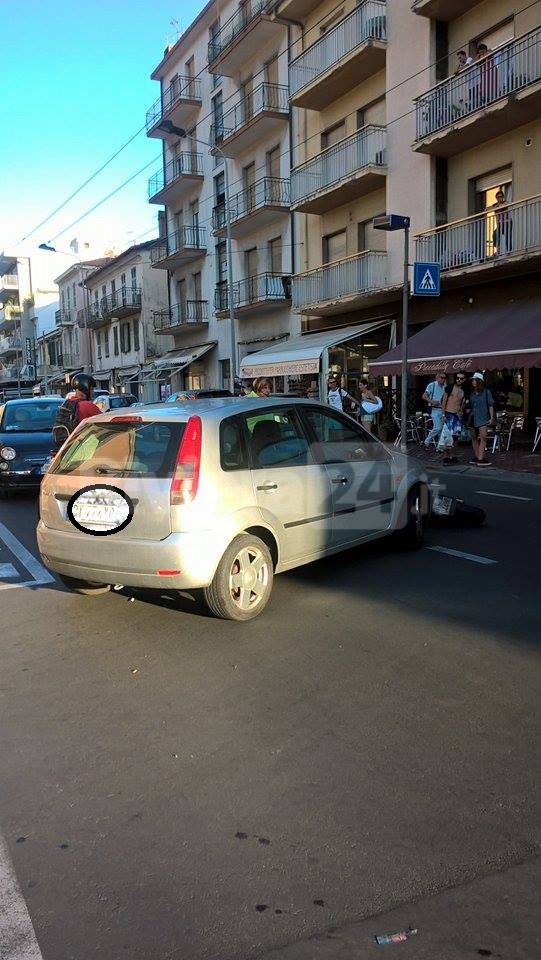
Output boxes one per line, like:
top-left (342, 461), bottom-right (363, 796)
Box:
top-left (0, 467), bottom-right (539, 960)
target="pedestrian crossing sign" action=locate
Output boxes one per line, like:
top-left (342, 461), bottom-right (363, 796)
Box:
top-left (413, 261), bottom-right (441, 296)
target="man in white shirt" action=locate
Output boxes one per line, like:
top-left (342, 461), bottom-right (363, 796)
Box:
top-left (327, 375), bottom-right (358, 415)
top-left (423, 372), bottom-right (447, 447)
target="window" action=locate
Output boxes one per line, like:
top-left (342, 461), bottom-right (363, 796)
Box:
top-left (323, 229), bottom-right (347, 264)
top-left (220, 416), bottom-right (248, 470)
top-left (185, 55), bottom-right (195, 88)
top-left (358, 216), bottom-right (385, 253)
top-left (111, 278), bottom-right (116, 306)
top-left (268, 237), bottom-right (282, 274)
top-left (215, 171), bottom-right (226, 214)
top-left (245, 247), bottom-right (258, 279)
top-left (245, 408), bottom-right (313, 469)
top-left (216, 242), bottom-right (227, 284)
top-left (265, 54), bottom-right (279, 87)
top-left (189, 199), bottom-right (199, 230)
top-left (192, 272), bottom-right (202, 302)
top-left (104, 330), bottom-right (110, 358)
top-left (220, 358), bottom-right (231, 391)
top-left (133, 320), bottom-right (140, 352)
top-left (120, 273), bottom-right (127, 304)
top-left (471, 19), bottom-right (514, 59)
top-left (73, 282), bottom-right (77, 305)
top-left (51, 420), bottom-right (185, 479)
top-left (101, 284), bottom-right (106, 300)
top-left (357, 95), bottom-right (386, 128)
top-left (61, 290), bottom-right (65, 309)
top-left (120, 322), bottom-right (131, 354)
top-left (212, 73), bottom-right (222, 89)
top-left (321, 120), bottom-right (346, 151)
top-left (113, 327), bottom-right (119, 356)
top-left (177, 278), bottom-right (187, 317)
top-left (243, 162), bottom-right (256, 210)
top-left (130, 267), bottom-right (137, 290)
top-left (212, 91), bottom-right (223, 141)
top-left (320, 8), bottom-right (344, 34)
top-left (97, 332), bottom-right (102, 361)
top-left (302, 407), bottom-right (380, 465)
top-left (266, 145), bottom-right (280, 179)
top-left (241, 76), bottom-right (254, 121)
top-left (67, 286), bottom-right (71, 310)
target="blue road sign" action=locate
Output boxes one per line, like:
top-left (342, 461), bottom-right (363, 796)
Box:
top-left (413, 261), bottom-right (441, 296)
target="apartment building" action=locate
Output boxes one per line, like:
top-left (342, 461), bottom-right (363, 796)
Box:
top-left (146, 0), bottom-right (295, 394)
top-left (84, 242), bottom-right (170, 401)
top-left (36, 259), bottom-right (111, 392)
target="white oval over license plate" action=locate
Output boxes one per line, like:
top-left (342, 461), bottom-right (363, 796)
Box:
top-left (68, 485), bottom-right (134, 536)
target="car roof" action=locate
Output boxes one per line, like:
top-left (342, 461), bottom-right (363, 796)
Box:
top-left (96, 396), bottom-right (326, 423)
top-left (2, 396), bottom-right (63, 405)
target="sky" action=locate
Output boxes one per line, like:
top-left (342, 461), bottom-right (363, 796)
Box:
top-left (0, 0), bottom-right (207, 259)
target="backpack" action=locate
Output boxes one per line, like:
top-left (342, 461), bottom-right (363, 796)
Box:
top-left (52, 399), bottom-right (79, 448)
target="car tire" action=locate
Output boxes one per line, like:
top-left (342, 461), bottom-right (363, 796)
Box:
top-left (57, 574), bottom-right (111, 596)
top-left (203, 533), bottom-right (274, 621)
top-left (395, 484), bottom-right (427, 550)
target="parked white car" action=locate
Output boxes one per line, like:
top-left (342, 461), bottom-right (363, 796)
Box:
top-left (37, 398), bottom-right (429, 620)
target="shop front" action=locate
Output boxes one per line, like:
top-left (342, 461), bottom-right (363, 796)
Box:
top-left (239, 320), bottom-right (395, 399)
top-left (369, 297), bottom-right (541, 422)
top-left (131, 342), bottom-right (217, 401)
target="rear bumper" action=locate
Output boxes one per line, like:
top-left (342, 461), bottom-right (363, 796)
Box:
top-left (36, 521), bottom-right (225, 590)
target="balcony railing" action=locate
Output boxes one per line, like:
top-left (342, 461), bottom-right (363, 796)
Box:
top-left (55, 308), bottom-right (75, 325)
top-left (211, 83), bottom-right (289, 146)
top-left (146, 76), bottom-right (202, 132)
top-left (290, 0), bottom-right (386, 98)
top-left (215, 273), bottom-right (292, 312)
top-left (148, 153), bottom-right (204, 199)
top-left (0, 273), bottom-right (18, 291)
top-left (0, 335), bottom-right (22, 355)
top-left (153, 301), bottom-right (209, 333)
top-left (293, 251), bottom-right (387, 310)
top-left (88, 288), bottom-right (142, 324)
top-left (415, 27), bottom-right (541, 140)
top-left (208, 0), bottom-right (269, 64)
top-left (151, 226), bottom-right (207, 265)
top-left (415, 194), bottom-right (541, 271)
top-left (291, 125), bottom-right (386, 206)
top-left (212, 177), bottom-right (290, 232)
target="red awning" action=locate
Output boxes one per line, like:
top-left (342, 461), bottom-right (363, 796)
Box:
top-left (369, 299), bottom-right (541, 376)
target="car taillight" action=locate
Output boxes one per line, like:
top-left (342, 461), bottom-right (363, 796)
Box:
top-left (170, 415), bottom-right (202, 506)
top-left (110, 415), bottom-right (143, 423)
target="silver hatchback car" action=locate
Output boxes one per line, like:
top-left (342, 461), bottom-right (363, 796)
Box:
top-left (37, 398), bottom-right (429, 620)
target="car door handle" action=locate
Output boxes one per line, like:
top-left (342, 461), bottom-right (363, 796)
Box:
top-left (331, 476), bottom-right (349, 485)
top-left (257, 483), bottom-right (278, 491)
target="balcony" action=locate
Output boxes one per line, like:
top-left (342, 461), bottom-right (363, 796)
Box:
top-left (0, 335), bottom-right (22, 357)
top-left (0, 304), bottom-right (21, 333)
top-left (0, 273), bottom-right (18, 296)
top-left (154, 300), bottom-right (209, 335)
top-left (212, 177), bottom-right (290, 239)
top-left (412, 0), bottom-right (482, 19)
top-left (293, 251), bottom-right (389, 316)
top-left (55, 309), bottom-right (75, 326)
top-left (87, 289), bottom-right (142, 328)
top-left (291, 125), bottom-right (386, 214)
top-left (415, 194), bottom-right (541, 286)
top-left (215, 273), bottom-right (292, 316)
top-left (208, 0), bottom-right (282, 77)
top-left (414, 28), bottom-right (541, 157)
top-left (211, 83), bottom-right (289, 158)
top-left (148, 153), bottom-right (204, 206)
top-left (151, 226), bottom-right (207, 271)
top-left (60, 353), bottom-right (79, 370)
top-left (275, 0), bottom-right (320, 21)
top-left (290, 0), bottom-right (386, 109)
top-left (146, 77), bottom-right (202, 139)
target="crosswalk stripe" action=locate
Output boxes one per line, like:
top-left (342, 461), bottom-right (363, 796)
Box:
top-left (0, 563), bottom-right (19, 579)
top-left (0, 831), bottom-right (45, 959)
top-left (0, 522), bottom-right (55, 588)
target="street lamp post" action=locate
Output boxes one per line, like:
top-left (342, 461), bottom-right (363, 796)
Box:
top-left (157, 120), bottom-right (237, 387)
top-left (373, 215), bottom-right (411, 455)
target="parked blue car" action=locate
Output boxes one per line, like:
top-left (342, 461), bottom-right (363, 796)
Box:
top-left (0, 396), bottom-right (63, 498)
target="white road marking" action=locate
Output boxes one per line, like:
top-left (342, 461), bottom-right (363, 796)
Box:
top-left (475, 490), bottom-right (532, 502)
top-left (427, 545), bottom-right (497, 565)
top-left (0, 563), bottom-right (19, 579)
top-left (0, 522), bottom-right (55, 590)
top-left (0, 832), bottom-right (45, 959)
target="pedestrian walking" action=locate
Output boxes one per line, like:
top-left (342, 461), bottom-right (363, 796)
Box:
top-left (467, 372), bottom-right (495, 466)
top-left (358, 378), bottom-right (382, 433)
top-left (423, 372), bottom-right (447, 447)
top-left (439, 372), bottom-right (466, 464)
top-left (326, 375), bottom-right (358, 415)
top-left (52, 373), bottom-right (101, 452)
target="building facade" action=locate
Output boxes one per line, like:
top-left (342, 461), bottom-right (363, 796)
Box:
top-left (146, 0), bottom-right (541, 417)
top-left (146, 0), bottom-right (296, 394)
top-left (84, 242), bottom-right (170, 401)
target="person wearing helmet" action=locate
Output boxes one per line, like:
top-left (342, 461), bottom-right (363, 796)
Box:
top-left (51, 373), bottom-right (101, 452)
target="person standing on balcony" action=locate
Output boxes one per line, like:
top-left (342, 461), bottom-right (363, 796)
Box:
top-left (476, 42), bottom-right (497, 104)
top-left (423, 372), bottom-right (446, 447)
top-left (492, 189), bottom-right (513, 255)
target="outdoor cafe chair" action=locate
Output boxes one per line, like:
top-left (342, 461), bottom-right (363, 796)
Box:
top-left (532, 417), bottom-right (541, 454)
top-left (506, 415), bottom-right (526, 451)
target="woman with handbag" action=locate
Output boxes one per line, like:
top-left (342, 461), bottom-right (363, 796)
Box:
top-left (439, 372), bottom-right (466, 464)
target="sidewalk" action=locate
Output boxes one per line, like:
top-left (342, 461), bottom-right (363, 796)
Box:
top-left (410, 439), bottom-right (541, 478)
top-left (261, 857), bottom-right (540, 960)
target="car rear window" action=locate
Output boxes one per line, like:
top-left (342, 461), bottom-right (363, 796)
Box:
top-left (1, 402), bottom-right (62, 433)
top-left (50, 420), bottom-right (185, 478)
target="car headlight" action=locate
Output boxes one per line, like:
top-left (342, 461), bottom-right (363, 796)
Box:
top-left (0, 446), bottom-right (16, 461)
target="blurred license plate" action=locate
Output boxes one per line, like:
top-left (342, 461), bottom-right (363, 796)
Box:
top-left (78, 505), bottom-right (118, 524)
top-left (432, 495), bottom-right (454, 516)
